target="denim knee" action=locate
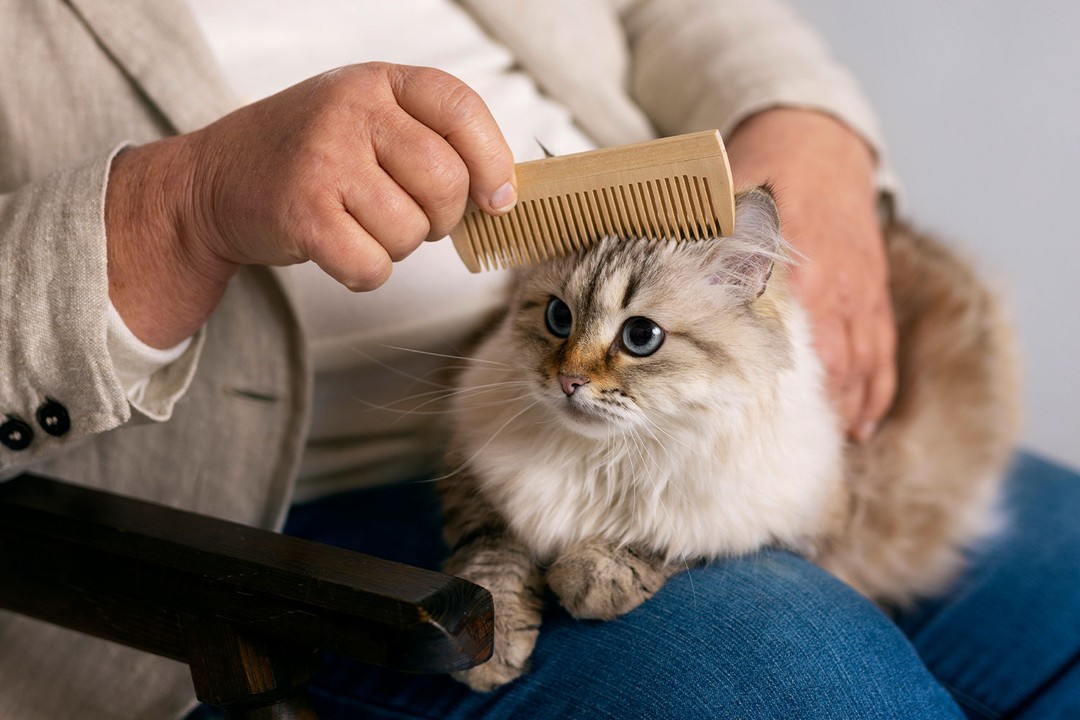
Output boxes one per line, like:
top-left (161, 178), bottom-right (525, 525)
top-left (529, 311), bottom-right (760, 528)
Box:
top-left (512, 551), bottom-right (963, 720)
top-left (897, 453), bottom-right (1080, 719)
top-left (281, 482), bottom-right (964, 720)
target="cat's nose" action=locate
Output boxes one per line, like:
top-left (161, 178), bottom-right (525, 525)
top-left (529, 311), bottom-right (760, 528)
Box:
top-left (558, 373), bottom-right (589, 396)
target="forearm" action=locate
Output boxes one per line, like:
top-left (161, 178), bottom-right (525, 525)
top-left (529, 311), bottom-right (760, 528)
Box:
top-left (105, 136), bottom-right (238, 350)
top-left (725, 107), bottom-right (895, 439)
top-left (726, 108), bottom-right (876, 199)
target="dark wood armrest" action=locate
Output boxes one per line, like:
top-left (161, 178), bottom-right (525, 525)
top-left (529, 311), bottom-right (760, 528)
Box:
top-left (0, 474), bottom-right (493, 718)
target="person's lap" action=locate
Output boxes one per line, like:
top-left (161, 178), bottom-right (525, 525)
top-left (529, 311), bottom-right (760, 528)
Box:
top-left (893, 453), bottom-right (1080, 719)
top-left (188, 452), bottom-right (1080, 719)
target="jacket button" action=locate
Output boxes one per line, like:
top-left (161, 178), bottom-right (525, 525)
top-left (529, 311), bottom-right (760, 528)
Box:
top-left (36, 399), bottom-right (71, 437)
top-left (0, 417), bottom-right (34, 451)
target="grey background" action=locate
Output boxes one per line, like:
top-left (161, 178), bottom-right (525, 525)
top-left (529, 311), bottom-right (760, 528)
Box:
top-left (794, 1), bottom-right (1080, 470)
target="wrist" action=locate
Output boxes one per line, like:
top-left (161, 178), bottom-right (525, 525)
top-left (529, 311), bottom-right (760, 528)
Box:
top-left (726, 108), bottom-right (876, 192)
top-left (105, 136), bottom-right (238, 349)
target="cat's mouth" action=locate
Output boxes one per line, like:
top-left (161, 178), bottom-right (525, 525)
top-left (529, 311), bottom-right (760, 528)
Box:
top-left (556, 393), bottom-right (632, 436)
top-left (562, 400), bottom-right (608, 424)
top-left (534, 377), bottom-right (632, 435)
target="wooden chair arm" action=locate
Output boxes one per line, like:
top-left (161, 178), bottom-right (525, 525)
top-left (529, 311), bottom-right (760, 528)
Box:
top-left (0, 474), bottom-right (493, 718)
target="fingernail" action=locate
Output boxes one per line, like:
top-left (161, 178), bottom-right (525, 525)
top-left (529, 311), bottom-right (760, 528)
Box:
top-left (490, 182), bottom-right (517, 213)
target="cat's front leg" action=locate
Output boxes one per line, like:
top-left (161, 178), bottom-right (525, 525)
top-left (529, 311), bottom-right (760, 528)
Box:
top-left (546, 541), bottom-right (676, 621)
top-left (445, 533), bottom-right (544, 692)
top-left (439, 470), bottom-right (545, 691)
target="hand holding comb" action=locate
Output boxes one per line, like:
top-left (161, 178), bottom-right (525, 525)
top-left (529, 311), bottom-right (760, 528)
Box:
top-left (450, 130), bottom-right (735, 272)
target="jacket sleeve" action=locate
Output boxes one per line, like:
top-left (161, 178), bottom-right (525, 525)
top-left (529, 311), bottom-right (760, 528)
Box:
top-left (0, 145), bottom-right (201, 478)
top-left (618, 0), bottom-right (898, 196)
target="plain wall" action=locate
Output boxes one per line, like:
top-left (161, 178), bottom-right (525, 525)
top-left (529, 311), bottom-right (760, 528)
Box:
top-left (793, 1), bottom-right (1080, 470)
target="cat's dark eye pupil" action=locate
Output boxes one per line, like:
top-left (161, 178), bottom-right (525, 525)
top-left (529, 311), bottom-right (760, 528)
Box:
top-left (622, 317), bottom-right (664, 357)
top-left (545, 297), bottom-right (573, 338)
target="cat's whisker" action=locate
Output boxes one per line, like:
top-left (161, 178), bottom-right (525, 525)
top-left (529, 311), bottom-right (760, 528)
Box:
top-left (419, 399), bottom-right (543, 485)
top-left (638, 414), bottom-right (695, 454)
top-left (438, 364), bottom-right (523, 375)
top-left (627, 427), bottom-right (697, 560)
top-left (678, 559), bottom-right (698, 610)
top-left (360, 380), bottom-right (535, 411)
top-left (640, 423), bottom-right (691, 496)
top-left (353, 382), bottom-right (537, 431)
top-left (449, 396), bottom-right (541, 414)
top-left (454, 380), bottom-right (538, 395)
top-left (622, 426), bottom-right (694, 606)
top-left (449, 384), bottom-right (540, 411)
top-left (626, 425), bottom-right (682, 498)
top-left (372, 342), bottom-right (515, 369)
top-left (332, 341), bottom-right (454, 390)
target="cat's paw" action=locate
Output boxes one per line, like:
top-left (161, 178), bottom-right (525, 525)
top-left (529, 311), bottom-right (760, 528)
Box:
top-left (452, 620), bottom-right (538, 692)
top-left (546, 543), bottom-right (670, 621)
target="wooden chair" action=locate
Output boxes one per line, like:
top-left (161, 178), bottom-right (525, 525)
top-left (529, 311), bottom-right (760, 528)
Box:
top-left (0, 473), bottom-right (493, 719)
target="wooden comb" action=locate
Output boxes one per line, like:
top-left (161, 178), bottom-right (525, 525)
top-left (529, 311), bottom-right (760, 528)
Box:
top-left (450, 130), bottom-right (735, 272)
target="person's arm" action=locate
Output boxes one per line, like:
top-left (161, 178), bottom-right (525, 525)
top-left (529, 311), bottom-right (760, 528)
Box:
top-left (0, 150), bottom-right (136, 476)
top-left (725, 109), bottom-right (894, 441)
top-left (619, 0), bottom-right (896, 439)
top-left (107, 62), bottom-right (517, 349)
top-left (1, 62), bottom-right (515, 476)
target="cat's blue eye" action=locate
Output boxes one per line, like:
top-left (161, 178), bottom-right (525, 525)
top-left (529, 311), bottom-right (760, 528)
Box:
top-left (545, 297), bottom-right (573, 338)
top-left (621, 317), bottom-right (664, 357)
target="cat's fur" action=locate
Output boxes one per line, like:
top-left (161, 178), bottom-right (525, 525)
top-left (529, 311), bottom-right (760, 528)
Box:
top-left (439, 187), bottom-right (1020, 692)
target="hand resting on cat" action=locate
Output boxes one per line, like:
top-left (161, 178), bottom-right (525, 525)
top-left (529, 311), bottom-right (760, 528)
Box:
top-left (438, 187), bottom-right (1019, 692)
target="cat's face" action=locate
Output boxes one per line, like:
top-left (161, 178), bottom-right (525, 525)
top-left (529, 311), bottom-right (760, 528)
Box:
top-left (505, 189), bottom-right (795, 439)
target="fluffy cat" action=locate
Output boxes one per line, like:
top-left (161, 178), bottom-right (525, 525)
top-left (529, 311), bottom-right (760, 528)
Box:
top-left (438, 186), bottom-right (1019, 692)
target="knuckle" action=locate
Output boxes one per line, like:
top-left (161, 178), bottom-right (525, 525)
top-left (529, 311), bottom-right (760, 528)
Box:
top-left (791, 260), bottom-right (828, 293)
top-left (386, 218), bottom-right (430, 261)
top-left (417, 136), bottom-right (469, 193)
top-left (873, 361), bottom-right (899, 406)
top-left (345, 254), bottom-right (393, 292)
top-left (408, 140), bottom-right (469, 225)
top-left (340, 61), bottom-right (390, 93)
top-left (880, 318), bottom-right (899, 354)
top-left (838, 389), bottom-right (862, 425)
top-left (425, 198), bottom-right (468, 239)
top-left (822, 353), bottom-right (845, 381)
top-left (436, 76), bottom-right (486, 123)
top-left (816, 336), bottom-right (849, 379)
top-left (425, 160), bottom-right (470, 213)
top-left (851, 340), bottom-right (876, 372)
top-left (363, 191), bottom-right (430, 261)
top-left (872, 381), bottom-right (897, 418)
top-left (369, 107), bottom-right (412, 149)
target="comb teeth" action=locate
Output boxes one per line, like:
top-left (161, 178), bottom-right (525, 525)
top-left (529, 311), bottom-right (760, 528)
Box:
top-left (450, 130), bottom-right (735, 272)
top-left (458, 175), bottom-right (723, 271)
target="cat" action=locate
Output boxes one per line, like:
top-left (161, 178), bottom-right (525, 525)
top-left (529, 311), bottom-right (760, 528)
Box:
top-left (438, 186), bottom-right (1020, 692)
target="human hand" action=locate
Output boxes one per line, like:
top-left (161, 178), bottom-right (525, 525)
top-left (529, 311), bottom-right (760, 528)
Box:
top-left (107, 63), bottom-right (515, 347)
top-left (184, 62), bottom-right (517, 289)
top-left (725, 108), bottom-right (896, 441)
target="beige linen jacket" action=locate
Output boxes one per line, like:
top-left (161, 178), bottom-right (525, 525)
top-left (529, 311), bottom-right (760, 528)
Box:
top-left (0, 0), bottom-right (885, 717)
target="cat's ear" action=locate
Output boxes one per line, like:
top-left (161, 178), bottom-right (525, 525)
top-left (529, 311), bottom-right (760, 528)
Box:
top-left (706, 186), bottom-right (785, 300)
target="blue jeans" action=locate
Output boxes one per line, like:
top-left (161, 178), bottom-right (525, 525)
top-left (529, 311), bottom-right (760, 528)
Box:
top-left (188, 453), bottom-right (1080, 719)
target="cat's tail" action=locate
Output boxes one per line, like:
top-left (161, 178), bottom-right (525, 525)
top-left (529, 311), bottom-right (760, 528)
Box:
top-left (821, 219), bottom-right (1021, 608)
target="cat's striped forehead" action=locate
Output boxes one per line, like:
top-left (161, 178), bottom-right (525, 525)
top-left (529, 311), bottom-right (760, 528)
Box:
top-left (522, 237), bottom-right (695, 313)
top-left (513, 186), bottom-right (790, 324)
